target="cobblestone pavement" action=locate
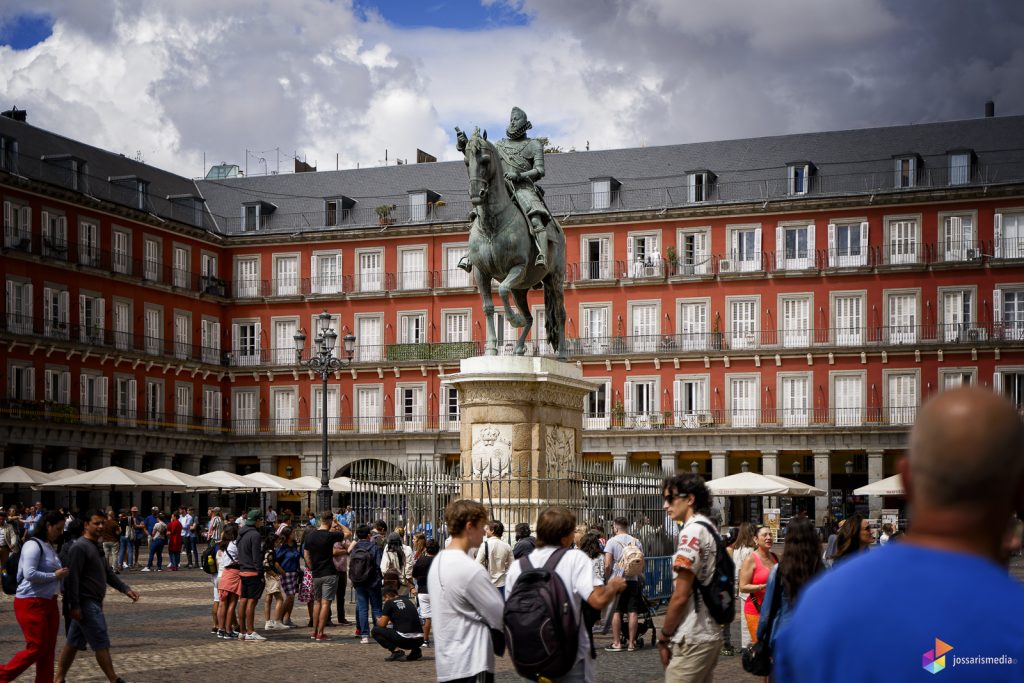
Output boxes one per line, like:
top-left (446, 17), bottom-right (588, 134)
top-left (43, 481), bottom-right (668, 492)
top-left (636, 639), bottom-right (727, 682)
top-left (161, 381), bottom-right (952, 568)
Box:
top-left (1, 557), bottom-right (1021, 683)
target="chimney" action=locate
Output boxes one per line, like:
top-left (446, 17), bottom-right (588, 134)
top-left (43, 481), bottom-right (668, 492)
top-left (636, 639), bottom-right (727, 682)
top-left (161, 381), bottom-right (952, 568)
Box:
top-left (985, 100), bottom-right (995, 118)
top-left (1, 107), bottom-right (27, 122)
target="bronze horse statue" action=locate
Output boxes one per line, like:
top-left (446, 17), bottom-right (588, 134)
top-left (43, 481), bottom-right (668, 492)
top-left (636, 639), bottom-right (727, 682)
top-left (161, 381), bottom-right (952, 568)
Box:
top-left (461, 129), bottom-right (568, 360)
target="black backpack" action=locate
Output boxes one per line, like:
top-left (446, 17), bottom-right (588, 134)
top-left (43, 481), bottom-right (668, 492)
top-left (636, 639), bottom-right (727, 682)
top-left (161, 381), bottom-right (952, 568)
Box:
top-left (503, 547), bottom-right (580, 680)
top-left (348, 542), bottom-right (376, 586)
top-left (692, 520), bottom-right (736, 625)
top-left (2, 538), bottom-right (41, 595)
top-left (201, 542), bottom-right (218, 575)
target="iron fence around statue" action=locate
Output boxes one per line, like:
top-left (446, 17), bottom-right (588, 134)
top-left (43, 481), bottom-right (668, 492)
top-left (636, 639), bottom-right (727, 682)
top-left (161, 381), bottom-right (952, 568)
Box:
top-left (343, 459), bottom-right (676, 556)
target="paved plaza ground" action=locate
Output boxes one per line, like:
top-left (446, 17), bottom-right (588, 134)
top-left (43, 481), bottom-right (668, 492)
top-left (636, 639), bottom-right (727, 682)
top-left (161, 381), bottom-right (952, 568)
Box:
top-left (1, 555), bottom-right (1022, 682)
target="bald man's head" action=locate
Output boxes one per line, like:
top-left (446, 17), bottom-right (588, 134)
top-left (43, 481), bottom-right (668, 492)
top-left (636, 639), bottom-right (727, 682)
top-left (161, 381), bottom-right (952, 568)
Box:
top-left (909, 387), bottom-right (1024, 511)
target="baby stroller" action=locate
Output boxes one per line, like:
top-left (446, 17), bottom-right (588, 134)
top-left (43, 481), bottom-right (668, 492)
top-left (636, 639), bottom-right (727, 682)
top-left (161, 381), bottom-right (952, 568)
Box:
top-left (631, 577), bottom-right (658, 650)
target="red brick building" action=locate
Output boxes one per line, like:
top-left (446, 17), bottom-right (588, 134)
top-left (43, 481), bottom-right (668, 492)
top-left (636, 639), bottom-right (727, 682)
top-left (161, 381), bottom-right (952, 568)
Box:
top-left (3, 109), bottom-right (1023, 522)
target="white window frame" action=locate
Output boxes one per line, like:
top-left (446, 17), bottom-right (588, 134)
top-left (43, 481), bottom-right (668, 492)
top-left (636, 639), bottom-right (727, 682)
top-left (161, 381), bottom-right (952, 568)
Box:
top-left (310, 250), bottom-right (341, 295)
top-left (173, 310), bottom-right (191, 360)
top-left (787, 164), bottom-right (810, 195)
top-left (994, 285), bottom-right (1024, 341)
top-left (270, 386), bottom-right (297, 434)
top-left (40, 209), bottom-right (67, 257)
top-left (111, 227), bottom-right (131, 275)
top-left (726, 295), bottom-right (760, 350)
top-left (777, 372), bottom-right (811, 427)
top-left (397, 246), bottom-right (428, 290)
top-left (884, 214), bottom-right (922, 266)
top-left (409, 191), bottom-right (428, 221)
top-left (687, 172), bottom-right (713, 203)
top-left (43, 366), bottom-right (71, 405)
top-left (591, 179), bottom-right (612, 210)
top-left (443, 243), bottom-right (470, 288)
top-left (939, 367), bottom-right (976, 391)
top-left (232, 319), bottom-right (261, 366)
top-left (830, 371), bottom-right (865, 427)
top-left (234, 255), bottom-right (261, 298)
top-left (676, 297), bottom-right (709, 351)
top-left (354, 313), bottom-right (383, 362)
top-left (144, 305), bottom-right (163, 356)
top-left (442, 308), bottom-right (471, 344)
top-left (114, 375), bottom-right (137, 425)
top-left (440, 385), bottom-right (460, 431)
top-left (626, 231), bottom-right (662, 278)
top-left (726, 374), bottom-right (760, 427)
top-left (884, 289), bottom-right (920, 345)
top-left (355, 384), bottom-right (383, 434)
top-left (172, 244), bottom-right (190, 288)
top-left (2, 200), bottom-right (30, 249)
top-left (232, 389), bottom-right (258, 435)
top-left (78, 219), bottom-right (99, 266)
top-left (200, 317), bottom-right (221, 364)
top-left (145, 379), bottom-right (164, 425)
top-left (143, 236), bottom-right (161, 282)
top-left (6, 278), bottom-right (32, 335)
top-left (827, 219), bottom-right (869, 268)
top-left (580, 234), bottom-right (613, 280)
top-left (830, 290), bottom-right (866, 347)
top-left (775, 222), bottom-right (815, 271)
top-left (272, 317), bottom-right (299, 365)
top-left (994, 210), bottom-right (1024, 260)
top-left (78, 371), bottom-right (107, 424)
top-left (778, 293), bottom-right (812, 348)
top-left (311, 384), bottom-right (340, 434)
top-left (937, 286), bottom-right (977, 343)
top-left (272, 253), bottom-right (300, 296)
top-left (948, 151), bottom-right (971, 186)
top-left (628, 300), bottom-right (660, 353)
top-left (202, 386), bottom-right (222, 428)
top-left (355, 248), bottom-right (384, 293)
top-left (883, 369), bottom-right (919, 425)
top-left (726, 224), bottom-right (762, 273)
top-left (579, 303), bottom-right (611, 354)
top-left (993, 366), bottom-right (1024, 413)
top-left (676, 228), bottom-right (711, 276)
top-left (938, 210), bottom-right (978, 262)
top-left (42, 285), bottom-right (69, 339)
top-left (78, 291), bottom-right (104, 345)
top-left (622, 376), bottom-right (660, 429)
top-left (7, 362), bottom-right (34, 401)
top-left (398, 311), bottom-right (427, 346)
top-left (175, 382), bottom-right (193, 429)
top-left (395, 382), bottom-right (426, 432)
top-left (672, 374), bottom-right (709, 428)
top-left (894, 156), bottom-right (917, 189)
top-left (584, 377), bottom-right (611, 430)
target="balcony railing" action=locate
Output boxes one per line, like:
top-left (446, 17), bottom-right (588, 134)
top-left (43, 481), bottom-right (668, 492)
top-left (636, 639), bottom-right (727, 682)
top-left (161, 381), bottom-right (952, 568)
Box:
top-left (0, 400), bottom-right (222, 432)
top-left (599, 407), bottom-right (919, 429)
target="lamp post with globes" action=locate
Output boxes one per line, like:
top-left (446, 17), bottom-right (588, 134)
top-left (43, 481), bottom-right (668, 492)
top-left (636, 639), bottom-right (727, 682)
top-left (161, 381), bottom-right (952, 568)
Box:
top-left (294, 311), bottom-right (356, 513)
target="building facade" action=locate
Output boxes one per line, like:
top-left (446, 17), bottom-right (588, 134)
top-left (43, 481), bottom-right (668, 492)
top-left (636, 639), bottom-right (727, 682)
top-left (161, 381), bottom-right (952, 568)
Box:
top-left (3, 111), bottom-right (1024, 522)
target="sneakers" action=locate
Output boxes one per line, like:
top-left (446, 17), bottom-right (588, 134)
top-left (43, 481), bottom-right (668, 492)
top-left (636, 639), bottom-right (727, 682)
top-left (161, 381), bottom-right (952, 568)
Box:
top-left (423, 639), bottom-right (431, 648)
top-left (140, 567), bottom-right (151, 572)
top-left (216, 629), bottom-right (227, 639)
top-left (211, 628), bottom-right (218, 635)
top-left (264, 620), bottom-right (284, 630)
top-left (360, 637), bottom-right (370, 645)
top-left (385, 651), bottom-right (406, 662)
top-left (122, 562), bottom-right (129, 569)
top-left (283, 621), bottom-right (297, 628)
top-left (244, 632), bottom-right (266, 641)
top-left (407, 648), bottom-right (422, 662)
top-left (316, 634), bottom-right (332, 642)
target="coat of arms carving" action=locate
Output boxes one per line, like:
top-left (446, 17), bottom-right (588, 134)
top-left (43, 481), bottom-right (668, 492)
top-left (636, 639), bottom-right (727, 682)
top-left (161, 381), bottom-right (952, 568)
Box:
top-left (471, 424), bottom-right (513, 477)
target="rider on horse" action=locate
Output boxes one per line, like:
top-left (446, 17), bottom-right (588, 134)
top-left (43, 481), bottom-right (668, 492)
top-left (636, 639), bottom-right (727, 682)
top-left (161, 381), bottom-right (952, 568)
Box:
top-left (456, 106), bottom-right (553, 272)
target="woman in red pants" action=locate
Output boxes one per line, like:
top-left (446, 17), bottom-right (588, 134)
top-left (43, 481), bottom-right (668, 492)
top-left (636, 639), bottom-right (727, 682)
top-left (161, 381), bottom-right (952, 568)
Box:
top-left (0, 510), bottom-right (68, 683)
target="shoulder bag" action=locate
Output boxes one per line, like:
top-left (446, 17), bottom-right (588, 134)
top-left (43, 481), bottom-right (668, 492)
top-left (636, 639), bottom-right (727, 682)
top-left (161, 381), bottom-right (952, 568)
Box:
top-left (741, 569), bottom-right (783, 676)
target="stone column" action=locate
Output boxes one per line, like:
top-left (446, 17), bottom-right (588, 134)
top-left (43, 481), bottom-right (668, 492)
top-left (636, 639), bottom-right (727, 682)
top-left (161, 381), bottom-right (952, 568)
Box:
top-left (660, 452), bottom-right (677, 476)
top-left (866, 449), bottom-right (885, 519)
top-left (710, 450), bottom-right (728, 523)
top-left (761, 449), bottom-right (779, 514)
top-left (612, 452), bottom-right (629, 473)
top-left (26, 444), bottom-right (45, 471)
top-left (813, 450), bottom-right (831, 527)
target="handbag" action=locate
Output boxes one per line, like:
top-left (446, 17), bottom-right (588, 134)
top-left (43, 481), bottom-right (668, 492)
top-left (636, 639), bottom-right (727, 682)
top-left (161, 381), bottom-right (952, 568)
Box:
top-left (741, 569), bottom-right (784, 676)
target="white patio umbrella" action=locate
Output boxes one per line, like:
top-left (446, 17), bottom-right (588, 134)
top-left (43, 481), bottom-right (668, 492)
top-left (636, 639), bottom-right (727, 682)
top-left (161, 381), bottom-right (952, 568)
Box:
top-left (286, 476), bottom-right (323, 492)
top-left (0, 466), bottom-right (53, 485)
top-left (328, 476), bottom-right (355, 493)
top-left (764, 474), bottom-right (826, 496)
top-left (143, 468), bottom-right (215, 491)
top-left (41, 466), bottom-right (176, 490)
top-left (47, 469), bottom-right (84, 481)
top-left (853, 474), bottom-right (905, 497)
top-left (239, 472), bottom-right (294, 491)
top-left (705, 472), bottom-right (790, 496)
top-left (195, 470), bottom-right (256, 490)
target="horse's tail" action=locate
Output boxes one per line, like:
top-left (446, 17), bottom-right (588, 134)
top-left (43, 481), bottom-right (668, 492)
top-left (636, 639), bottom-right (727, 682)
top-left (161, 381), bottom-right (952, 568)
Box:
top-left (543, 273), bottom-right (563, 355)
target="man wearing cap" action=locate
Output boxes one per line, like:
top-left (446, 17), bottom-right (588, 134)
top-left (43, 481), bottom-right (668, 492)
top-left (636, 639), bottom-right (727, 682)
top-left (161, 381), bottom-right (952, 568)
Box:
top-left (236, 509), bottom-right (266, 641)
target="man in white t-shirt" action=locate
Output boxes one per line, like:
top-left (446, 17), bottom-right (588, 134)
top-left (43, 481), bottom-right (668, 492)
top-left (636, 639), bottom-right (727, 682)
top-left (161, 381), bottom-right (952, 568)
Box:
top-left (476, 520), bottom-right (513, 597)
top-left (506, 506), bottom-right (626, 683)
top-left (427, 499), bottom-right (505, 683)
top-left (603, 516), bottom-right (643, 651)
top-left (658, 474), bottom-right (723, 683)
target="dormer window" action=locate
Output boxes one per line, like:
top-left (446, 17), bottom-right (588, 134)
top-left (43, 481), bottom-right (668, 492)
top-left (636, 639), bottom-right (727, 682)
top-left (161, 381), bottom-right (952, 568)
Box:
top-left (324, 196), bottom-right (355, 227)
top-left (687, 170), bottom-right (715, 203)
top-left (110, 175), bottom-right (149, 210)
top-left (893, 155), bottom-right (919, 189)
top-left (241, 201), bottom-right (275, 231)
top-left (408, 190), bottom-right (440, 222)
top-left (42, 154), bottom-right (88, 193)
top-left (169, 194), bottom-right (205, 228)
top-left (948, 150), bottom-right (974, 186)
top-left (0, 135), bottom-right (17, 173)
top-left (591, 177), bottom-right (620, 210)
top-left (787, 162), bottom-right (813, 196)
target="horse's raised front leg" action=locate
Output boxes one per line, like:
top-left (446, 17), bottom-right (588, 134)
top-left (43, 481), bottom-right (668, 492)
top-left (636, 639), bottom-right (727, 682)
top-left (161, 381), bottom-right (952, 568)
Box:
top-left (511, 288), bottom-right (533, 356)
top-left (475, 269), bottom-right (497, 355)
top-left (498, 264), bottom-right (528, 328)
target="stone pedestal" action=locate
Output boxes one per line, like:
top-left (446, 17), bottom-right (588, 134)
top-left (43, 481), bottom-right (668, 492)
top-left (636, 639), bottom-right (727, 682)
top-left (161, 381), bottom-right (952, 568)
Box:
top-left (443, 356), bottom-right (595, 527)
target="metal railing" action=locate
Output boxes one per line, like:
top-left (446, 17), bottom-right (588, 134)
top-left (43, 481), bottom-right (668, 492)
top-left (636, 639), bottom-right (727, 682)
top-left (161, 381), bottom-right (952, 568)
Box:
top-left (600, 407), bottom-right (919, 429)
top-left (0, 400), bottom-right (223, 433)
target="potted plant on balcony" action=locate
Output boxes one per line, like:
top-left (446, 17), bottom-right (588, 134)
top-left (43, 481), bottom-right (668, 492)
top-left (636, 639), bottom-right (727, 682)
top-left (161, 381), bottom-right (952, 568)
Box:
top-left (666, 245), bottom-right (679, 274)
top-left (612, 400), bottom-right (625, 428)
top-left (711, 315), bottom-right (723, 351)
top-left (663, 410), bottom-right (673, 428)
top-left (375, 204), bottom-right (397, 226)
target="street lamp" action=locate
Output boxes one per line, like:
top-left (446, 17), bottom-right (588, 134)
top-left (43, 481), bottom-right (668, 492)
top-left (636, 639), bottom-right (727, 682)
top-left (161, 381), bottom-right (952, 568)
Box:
top-left (295, 311), bottom-right (356, 513)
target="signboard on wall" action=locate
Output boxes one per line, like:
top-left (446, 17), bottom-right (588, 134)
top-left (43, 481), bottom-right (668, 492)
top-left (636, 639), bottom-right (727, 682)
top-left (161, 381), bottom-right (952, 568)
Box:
top-left (764, 508), bottom-right (781, 541)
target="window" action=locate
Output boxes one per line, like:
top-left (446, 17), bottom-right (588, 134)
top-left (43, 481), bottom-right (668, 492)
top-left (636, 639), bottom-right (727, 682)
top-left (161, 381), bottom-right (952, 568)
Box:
top-left (242, 204), bottom-right (260, 232)
top-left (2, 201), bottom-right (30, 249)
top-left (270, 388), bottom-right (295, 434)
top-left (202, 387), bottom-right (222, 428)
top-left (175, 383), bottom-right (192, 429)
top-left (312, 385), bottom-right (340, 433)
top-left (678, 300), bottom-right (708, 350)
top-left (672, 377), bottom-right (708, 428)
top-left (356, 315), bottom-right (383, 362)
top-left (134, 180), bottom-right (148, 210)
top-left (232, 320), bottom-right (261, 366)
top-left (729, 376), bottom-right (759, 427)
top-left (775, 224), bottom-right (814, 271)
top-left (325, 199), bottom-right (339, 227)
top-left (78, 293), bottom-right (105, 345)
top-left (994, 289), bottom-right (1024, 341)
top-left (832, 373), bottom-right (863, 427)
top-left (409, 192), bottom-right (427, 221)
top-left (111, 300), bottom-right (130, 350)
top-left (5, 280), bottom-right (32, 335)
top-left (172, 246), bottom-right (189, 288)
top-left (788, 163), bottom-right (811, 195)
top-left (399, 248), bottom-right (426, 290)
top-left (779, 375), bottom-right (809, 427)
top-left (111, 229), bottom-right (130, 275)
top-left (687, 172), bottom-right (714, 203)
top-left (940, 369), bottom-right (975, 390)
top-left (398, 313), bottom-right (425, 345)
top-left (7, 363), bottom-right (34, 401)
top-left (143, 237), bottom-right (160, 281)
top-left (827, 221), bottom-right (868, 267)
top-left (885, 218), bottom-right (919, 265)
top-left (0, 135), bottom-right (17, 172)
top-left (273, 319), bottom-right (297, 364)
top-left (532, 304), bottom-right (551, 356)
top-left (580, 305), bottom-right (609, 353)
top-left (493, 312), bottom-right (517, 355)
top-left (729, 298), bottom-right (758, 349)
top-left (894, 156), bottom-right (917, 188)
top-left (591, 179), bottom-right (611, 210)
top-left (274, 255), bottom-right (298, 296)
top-left (630, 303), bottom-right (658, 352)
top-left (356, 386), bottom-right (382, 433)
top-left (78, 220), bottom-right (99, 266)
top-left (941, 214), bottom-right (976, 262)
top-left (780, 296), bottom-right (810, 348)
top-left (994, 212), bottom-right (1024, 260)
top-left (145, 380), bottom-right (163, 425)
top-left (43, 368), bottom-right (71, 405)
top-left (444, 311), bottom-right (469, 343)
top-left (395, 385), bottom-right (425, 431)
top-left (42, 287), bottom-right (69, 339)
top-left (441, 385), bottom-right (460, 431)
top-left (200, 318), bottom-right (220, 364)
top-left (887, 292), bottom-right (918, 344)
top-left (886, 372), bottom-right (918, 425)
top-left (948, 152), bottom-right (971, 186)
top-left (235, 257), bottom-right (260, 298)
top-left (677, 230), bottom-right (710, 275)
top-left (623, 378), bottom-right (657, 428)
top-left (311, 252), bottom-right (341, 294)
top-left (41, 211), bottom-right (67, 257)
top-left (357, 250), bottom-right (383, 292)
top-left (581, 236), bottom-right (611, 280)
top-left (114, 376), bottom-right (137, 425)
top-left (79, 372), bottom-right (107, 423)
top-left (584, 380), bottom-right (610, 429)
top-left (994, 371), bottom-right (1024, 413)
top-left (833, 294), bottom-right (864, 346)
top-left (940, 289), bottom-right (973, 342)
top-left (232, 390), bottom-right (257, 435)
top-left (201, 253), bottom-right (218, 279)
top-left (173, 312), bottom-right (190, 360)
top-left (627, 233), bottom-right (662, 277)
top-left (445, 245), bottom-right (470, 287)
top-left (143, 307), bottom-right (162, 355)
top-left (727, 226), bottom-right (762, 272)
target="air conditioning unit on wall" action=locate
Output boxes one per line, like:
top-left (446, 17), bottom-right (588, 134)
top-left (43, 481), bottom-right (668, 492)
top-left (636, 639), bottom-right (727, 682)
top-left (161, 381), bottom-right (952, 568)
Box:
top-left (718, 259), bottom-right (735, 273)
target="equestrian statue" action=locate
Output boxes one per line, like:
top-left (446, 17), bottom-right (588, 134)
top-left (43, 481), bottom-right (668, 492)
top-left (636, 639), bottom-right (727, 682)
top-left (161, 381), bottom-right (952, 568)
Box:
top-left (455, 106), bottom-right (568, 361)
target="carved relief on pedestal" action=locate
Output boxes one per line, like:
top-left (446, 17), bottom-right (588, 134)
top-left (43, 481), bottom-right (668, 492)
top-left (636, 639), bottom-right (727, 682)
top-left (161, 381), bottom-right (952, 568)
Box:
top-left (470, 424), bottom-right (513, 477)
top-left (545, 425), bottom-right (576, 476)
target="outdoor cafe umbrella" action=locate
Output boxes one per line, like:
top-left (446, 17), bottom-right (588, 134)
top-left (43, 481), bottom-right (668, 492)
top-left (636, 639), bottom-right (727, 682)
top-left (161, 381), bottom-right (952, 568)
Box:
top-left (143, 468), bottom-right (215, 491)
top-left (764, 474), bottom-right (826, 496)
top-left (195, 470), bottom-right (255, 490)
top-left (41, 466), bottom-right (176, 490)
top-left (287, 476), bottom-right (323, 492)
top-left (704, 472), bottom-right (790, 496)
top-left (0, 465), bottom-right (53, 485)
top-left (853, 474), bottom-right (905, 497)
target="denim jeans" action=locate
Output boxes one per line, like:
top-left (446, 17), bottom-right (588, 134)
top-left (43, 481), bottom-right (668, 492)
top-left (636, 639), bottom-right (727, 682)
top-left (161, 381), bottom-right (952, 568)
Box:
top-left (146, 538), bottom-right (165, 569)
top-left (184, 536), bottom-right (199, 566)
top-left (118, 537), bottom-right (134, 566)
top-left (354, 585), bottom-right (382, 635)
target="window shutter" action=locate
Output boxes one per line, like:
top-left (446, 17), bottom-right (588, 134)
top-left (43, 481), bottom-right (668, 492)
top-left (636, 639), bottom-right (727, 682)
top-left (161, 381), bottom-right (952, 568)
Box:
top-left (44, 369), bottom-right (54, 402)
top-left (687, 174), bottom-right (696, 203)
top-left (20, 207), bottom-right (30, 235)
top-left (43, 287), bottom-right (52, 314)
top-left (581, 307), bottom-right (591, 339)
top-left (963, 216), bottom-right (974, 248)
top-left (96, 296), bottom-right (104, 331)
top-left (3, 201), bottom-right (11, 244)
top-left (128, 379), bottom-right (137, 415)
top-left (79, 373), bottom-right (87, 408)
top-left (753, 227), bottom-right (762, 265)
top-left (993, 371), bottom-right (1004, 395)
top-left (695, 232), bottom-right (708, 273)
top-left (626, 237), bottom-right (634, 265)
top-left (232, 323), bottom-right (240, 353)
top-left (730, 230), bottom-right (738, 259)
top-left (24, 367), bottom-right (33, 399)
top-left (827, 223), bottom-right (836, 267)
top-left (859, 222), bottom-right (869, 265)
top-left (212, 322), bottom-right (221, 352)
top-left (993, 289), bottom-right (1002, 324)
top-left (60, 371), bottom-right (70, 404)
top-left (623, 381), bottom-right (633, 423)
top-left (893, 159), bottom-right (902, 188)
top-left (806, 222), bottom-right (815, 259)
top-left (673, 379), bottom-right (682, 416)
top-left (994, 213), bottom-right (1003, 258)
top-left (7, 366), bottom-right (15, 399)
top-left (41, 211), bottom-right (49, 240)
top-left (99, 376), bottom-right (108, 412)
top-left (255, 321), bottom-right (262, 351)
top-left (775, 226), bottom-right (784, 269)
top-left (5, 280), bottom-right (12, 321)
top-left (60, 291), bottom-right (69, 324)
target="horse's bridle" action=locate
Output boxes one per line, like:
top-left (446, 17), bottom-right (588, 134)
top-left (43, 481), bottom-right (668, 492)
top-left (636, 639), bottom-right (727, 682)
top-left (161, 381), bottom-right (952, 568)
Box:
top-left (469, 177), bottom-right (489, 203)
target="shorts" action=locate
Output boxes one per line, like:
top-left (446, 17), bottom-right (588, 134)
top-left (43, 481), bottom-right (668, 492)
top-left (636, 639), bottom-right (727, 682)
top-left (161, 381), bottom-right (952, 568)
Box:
top-left (280, 571), bottom-right (299, 596)
top-left (616, 580), bottom-right (643, 615)
top-left (218, 568), bottom-right (241, 596)
top-left (265, 573), bottom-right (282, 596)
top-left (313, 575), bottom-right (338, 602)
top-left (213, 575), bottom-right (220, 603)
top-left (66, 600), bottom-right (111, 652)
top-left (240, 573), bottom-right (265, 601)
top-left (417, 593), bottom-right (432, 620)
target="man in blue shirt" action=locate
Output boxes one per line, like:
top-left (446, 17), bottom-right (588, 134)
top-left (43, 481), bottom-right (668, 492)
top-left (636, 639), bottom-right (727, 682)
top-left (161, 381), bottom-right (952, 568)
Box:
top-left (774, 387), bottom-right (1024, 683)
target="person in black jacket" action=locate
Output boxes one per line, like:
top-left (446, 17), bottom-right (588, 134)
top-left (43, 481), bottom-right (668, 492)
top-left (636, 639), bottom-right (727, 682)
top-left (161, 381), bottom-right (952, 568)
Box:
top-left (54, 510), bottom-right (139, 683)
top-left (349, 523), bottom-right (384, 644)
top-left (512, 522), bottom-right (536, 559)
top-left (235, 509), bottom-right (266, 641)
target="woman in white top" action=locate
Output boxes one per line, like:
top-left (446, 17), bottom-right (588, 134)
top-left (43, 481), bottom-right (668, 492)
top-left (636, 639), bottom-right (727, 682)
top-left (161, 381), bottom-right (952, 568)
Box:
top-left (727, 522), bottom-right (757, 649)
top-left (381, 532), bottom-right (414, 596)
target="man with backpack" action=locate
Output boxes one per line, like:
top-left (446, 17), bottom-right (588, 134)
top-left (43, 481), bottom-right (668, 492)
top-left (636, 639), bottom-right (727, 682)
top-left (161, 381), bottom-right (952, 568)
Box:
top-left (658, 473), bottom-right (728, 683)
top-left (235, 509), bottom-right (266, 641)
top-left (603, 516), bottom-right (644, 652)
top-left (505, 506), bottom-right (626, 682)
top-left (303, 511), bottom-right (349, 641)
top-left (348, 523), bottom-right (384, 644)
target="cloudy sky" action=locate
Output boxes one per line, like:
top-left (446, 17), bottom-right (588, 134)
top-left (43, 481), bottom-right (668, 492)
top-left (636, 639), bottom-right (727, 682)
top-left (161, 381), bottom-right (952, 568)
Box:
top-left (1, 0), bottom-right (1021, 178)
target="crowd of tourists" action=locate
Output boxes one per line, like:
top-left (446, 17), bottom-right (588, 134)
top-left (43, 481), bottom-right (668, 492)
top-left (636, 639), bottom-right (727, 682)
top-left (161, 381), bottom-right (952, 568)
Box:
top-left (2, 385), bottom-right (1023, 682)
